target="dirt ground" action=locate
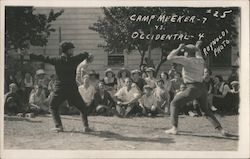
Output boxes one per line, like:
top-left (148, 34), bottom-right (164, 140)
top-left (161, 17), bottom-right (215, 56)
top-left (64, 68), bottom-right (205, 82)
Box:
top-left (4, 114), bottom-right (238, 150)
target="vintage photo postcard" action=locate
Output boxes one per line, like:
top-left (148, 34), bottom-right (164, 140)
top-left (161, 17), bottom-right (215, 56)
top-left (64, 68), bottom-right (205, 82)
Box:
top-left (0, 0), bottom-right (249, 158)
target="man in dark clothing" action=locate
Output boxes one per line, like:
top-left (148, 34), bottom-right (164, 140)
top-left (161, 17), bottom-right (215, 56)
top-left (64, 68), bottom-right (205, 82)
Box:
top-left (22, 41), bottom-right (93, 132)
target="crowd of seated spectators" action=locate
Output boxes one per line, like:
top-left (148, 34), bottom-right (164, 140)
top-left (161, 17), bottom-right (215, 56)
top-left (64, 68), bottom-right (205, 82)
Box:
top-left (4, 64), bottom-right (239, 118)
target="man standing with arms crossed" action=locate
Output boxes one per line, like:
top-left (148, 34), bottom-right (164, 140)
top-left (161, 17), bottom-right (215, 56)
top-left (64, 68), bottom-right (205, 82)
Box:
top-left (22, 41), bottom-right (93, 132)
top-left (165, 43), bottom-right (229, 136)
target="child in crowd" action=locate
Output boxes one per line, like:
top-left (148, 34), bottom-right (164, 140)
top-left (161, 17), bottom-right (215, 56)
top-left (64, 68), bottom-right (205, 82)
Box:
top-left (154, 79), bottom-right (168, 114)
top-left (139, 85), bottom-right (158, 117)
top-left (94, 82), bottom-right (116, 116)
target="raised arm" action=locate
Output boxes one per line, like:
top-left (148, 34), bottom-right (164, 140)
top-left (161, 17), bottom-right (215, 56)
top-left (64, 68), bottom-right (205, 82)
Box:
top-left (167, 44), bottom-right (188, 66)
top-left (22, 53), bottom-right (59, 65)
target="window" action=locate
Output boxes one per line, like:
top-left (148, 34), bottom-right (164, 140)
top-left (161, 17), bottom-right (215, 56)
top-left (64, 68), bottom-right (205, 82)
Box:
top-left (107, 48), bottom-right (124, 66)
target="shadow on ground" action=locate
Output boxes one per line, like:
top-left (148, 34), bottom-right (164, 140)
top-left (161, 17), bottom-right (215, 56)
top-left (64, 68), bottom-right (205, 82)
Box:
top-left (63, 130), bottom-right (175, 144)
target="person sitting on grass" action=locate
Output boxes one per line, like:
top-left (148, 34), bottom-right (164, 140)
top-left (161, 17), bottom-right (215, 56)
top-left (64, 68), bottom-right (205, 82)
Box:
top-left (78, 75), bottom-right (96, 115)
top-left (154, 79), bottom-right (168, 115)
top-left (4, 83), bottom-right (25, 115)
top-left (114, 77), bottom-right (142, 118)
top-left (144, 67), bottom-right (157, 89)
top-left (28, 85), bottom-right (49, 115)
top-left (94, 81), bottom-right (116, 116)
top-left (139, 85), bottom-right (158, 117)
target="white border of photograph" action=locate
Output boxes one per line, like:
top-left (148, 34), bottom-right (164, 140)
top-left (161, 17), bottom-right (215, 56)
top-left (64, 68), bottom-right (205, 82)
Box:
top-left (0, 0), bottom-right (249, 158)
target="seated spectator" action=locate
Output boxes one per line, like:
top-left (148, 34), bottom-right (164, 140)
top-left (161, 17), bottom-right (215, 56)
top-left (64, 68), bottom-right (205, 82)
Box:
top-left (227, 66), bottom-right (239, 87)
top-left (144, 67), bottom-right (157, 89)
top-left (139, 85), bottom-right (158, 117)
top-left (203, 68), bottom-right (217, 111)
top-left (154, 79), bottom-right (168, 114)
top-left (94, 82), bottom-right (116, 116)
top-left (76, 53), bottom-right (94, 86)
top-left (78, 75), bottom-right (96, 114)
top-left (114, 77), bottom-right (142, 117)
top-left (117, 68), bottom-right (131, 90)
top-left (226, 81), bottom-right (240, 114)
top-left (168, 63), bottom-right (177, 80)
top-left (23, 72), bottom-right (34, 103)
top-left (34, 69), bottom-right (49, 97)
top-left (131, 69), bottom-right (146, 92)
top-left (171, 72), bottom-right (183, 94)
top-left (160, 72), bottom-right (172, 114)
top-left (28, 85), bottom-right (49, 115)
top-left (48, 74), bottom-right (56, 93)
top-left (102, 68), bottom-right (117, 96)
top-left (4, 83), bottom-right (25, 115)
top-left (213, 75), bottom-right (231, 113)
top-left (88, 70), bottom-right (100, 88)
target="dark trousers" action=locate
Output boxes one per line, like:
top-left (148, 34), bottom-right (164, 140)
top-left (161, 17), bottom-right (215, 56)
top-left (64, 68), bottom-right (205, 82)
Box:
top-left (49, 84), bottom-right (89, 128)
top-left (170, 83), bottom-right (221, 129)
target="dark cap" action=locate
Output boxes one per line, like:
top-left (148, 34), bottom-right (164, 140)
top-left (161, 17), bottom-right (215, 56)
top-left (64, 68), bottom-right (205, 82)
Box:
top-left (60, 41), bottom-right (75, 53)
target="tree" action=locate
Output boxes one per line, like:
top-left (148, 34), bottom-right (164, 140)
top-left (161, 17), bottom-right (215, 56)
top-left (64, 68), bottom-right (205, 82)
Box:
top-left (5, 7), bottom-right (63, 73)
top-left (90, 7), bottom-right (239, 76)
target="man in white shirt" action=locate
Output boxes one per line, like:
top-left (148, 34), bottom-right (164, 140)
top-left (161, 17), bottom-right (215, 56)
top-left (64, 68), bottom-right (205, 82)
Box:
top-left (114, 77), bottom-right (141, 117)
top-left (165, 43), bottom-right (228, 137)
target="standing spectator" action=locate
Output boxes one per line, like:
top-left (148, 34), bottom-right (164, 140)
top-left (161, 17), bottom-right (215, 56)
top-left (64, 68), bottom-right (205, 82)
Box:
top-left (213, 75), bottom-right (231, 113)
top-left (28, 85), bottom-right (49, 114)
top-left (4, 83), bottom-right (25, 115)
top-left (114, 77), bottom-right (142, 117)
top-left (78, 75), bottom-right (96, 114)
top-left (88, 70), bottom-right (100, 89)
top-left (94, 82), bottom-right (116, 116)
top-left (140, 64), bottom-right (148, 79)
top-left (75, 54), bottom-right (94, 86)
top-left (160, 72), bottom-right (172, 114)
top-left (117, 68), bottom-right (130, 90)
top-left (102, 68), bottom-right (117, 96)
top-left (168, 63), bottom-right (178, 80)
top-left (139, 85), bottom-right (158, 117)
top-left (144, 67), bottom-right (157, 89)
top-left (14, 70), bottom-right (25, 101)
top-left (23, 72), bottom-right (34, 103)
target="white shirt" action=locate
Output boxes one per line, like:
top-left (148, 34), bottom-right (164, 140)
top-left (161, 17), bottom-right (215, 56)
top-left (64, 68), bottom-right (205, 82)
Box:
top-left (139, 93), bottom-right (156, 109)
top-left (78, 85), bottom-right (95, 106)
top-left (219, 82), bottom-right (231, 96)
top-left (115, 84), bottom-right (141, 102)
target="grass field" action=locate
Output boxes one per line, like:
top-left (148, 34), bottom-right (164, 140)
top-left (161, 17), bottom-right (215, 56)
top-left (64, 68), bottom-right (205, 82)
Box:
top-left (4, 114), bottom-right (238, 150)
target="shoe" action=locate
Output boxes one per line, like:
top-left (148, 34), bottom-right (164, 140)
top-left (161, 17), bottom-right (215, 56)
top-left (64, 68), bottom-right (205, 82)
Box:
top-left (83, 127), bottom-right (93, 133)
top-left (165, 127), bottom-right (178, 135)
top-left (51, 126), bottom-right (63, 133)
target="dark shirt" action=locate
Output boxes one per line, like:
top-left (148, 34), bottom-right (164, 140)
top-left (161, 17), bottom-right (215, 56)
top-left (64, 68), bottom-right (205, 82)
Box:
top-left (30, 53), bottom-right (89, 85)
top-left (132, 78), bottom-right (146, 91)
top-left (94, 90), bottom-right (115, 108)
top-left (4, 92), bottom-right (23, 114)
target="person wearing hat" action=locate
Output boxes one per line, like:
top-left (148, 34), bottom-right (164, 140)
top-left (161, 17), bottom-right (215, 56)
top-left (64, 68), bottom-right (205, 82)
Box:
top-left (117, 68), bottom-right (131, 90)
top-left (131, 69), bottom-right (146, 92)
top-left (76, 53), bottom-right (94, 86)
top-left (35, 69), bottom-right (49, 97)
top-left (144, 67), bottom-right (157, 89)
top-left (165, 43), bottom-right (229, 136)
top-left (139, 85), bottom-right (158, 117)
top-left (102, 68), bottom-right (117, 96)
top-left (21, 41), bottom-right (94, 132)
